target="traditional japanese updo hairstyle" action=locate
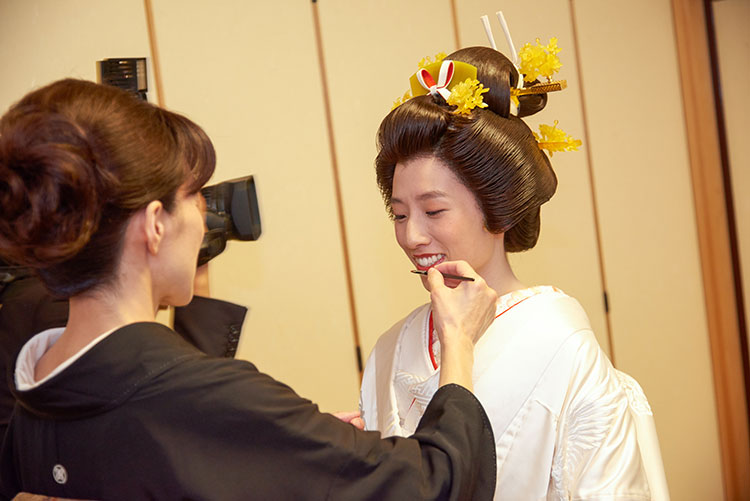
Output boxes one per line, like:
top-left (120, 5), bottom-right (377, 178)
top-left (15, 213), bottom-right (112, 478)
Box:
top-left (376, 46), bottom-right (557, 252)
top-left (0, 79), bottom-right (215, 297)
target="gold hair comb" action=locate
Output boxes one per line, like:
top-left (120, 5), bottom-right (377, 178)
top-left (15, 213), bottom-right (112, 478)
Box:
top-left (512, 80), bottom-right (567, 96)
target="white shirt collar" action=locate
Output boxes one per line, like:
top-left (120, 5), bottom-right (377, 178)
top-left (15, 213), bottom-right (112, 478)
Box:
top-left (16, 326), bottom-right (117, 391)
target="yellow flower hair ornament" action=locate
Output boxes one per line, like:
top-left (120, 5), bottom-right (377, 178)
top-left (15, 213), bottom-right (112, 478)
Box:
top-left (391, 90), bottom-right (412, 110)
top-left (508, 37), bottom-right (568, 115)
top-left (446, 78), bottom-right (488, 115)
top-left (510, 38), bottom-right (568, 103)
top-left (533, 120), bottom-right (582, 156)
top-left (477, 12), bottom-right (568, 113)
top-left (417, 52), bottom-right (447, 70)
top-left (518, 37), bottom-right (562, 83)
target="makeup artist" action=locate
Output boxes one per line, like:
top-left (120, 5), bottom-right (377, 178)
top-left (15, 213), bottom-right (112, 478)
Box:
top-left (0, 78), bottom-right (498, 500)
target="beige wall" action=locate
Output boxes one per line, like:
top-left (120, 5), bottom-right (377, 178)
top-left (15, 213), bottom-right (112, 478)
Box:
top-left (0, 1), bottom-right (156, 102)
top-left (573, 1), bottom-right (724, 498)
top-left (0, 0), bottom-right (737, 499)
top-left (147, 0), bottom-right (361, 413)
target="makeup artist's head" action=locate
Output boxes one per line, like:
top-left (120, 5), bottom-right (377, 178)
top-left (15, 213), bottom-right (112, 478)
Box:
top-left (375, 47), bottom-right (557, 283)
top-left (0, 79), bottom-right (215, 302)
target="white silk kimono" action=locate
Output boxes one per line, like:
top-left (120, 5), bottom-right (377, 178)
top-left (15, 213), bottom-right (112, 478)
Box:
top-left (360, 286), bottom-right (652, 500)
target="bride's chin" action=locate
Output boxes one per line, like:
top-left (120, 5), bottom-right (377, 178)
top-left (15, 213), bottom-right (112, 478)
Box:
top-left (420, 275), bottom-right (431, 292)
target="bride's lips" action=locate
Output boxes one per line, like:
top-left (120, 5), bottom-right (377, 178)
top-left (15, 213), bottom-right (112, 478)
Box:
top-left (413, 253), bottom-right (446, 271)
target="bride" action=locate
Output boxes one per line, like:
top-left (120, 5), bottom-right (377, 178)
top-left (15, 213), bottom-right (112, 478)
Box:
top-left (360, 46), bottom-right (655, 500)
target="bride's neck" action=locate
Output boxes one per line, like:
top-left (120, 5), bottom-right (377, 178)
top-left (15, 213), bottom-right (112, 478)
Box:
top-left (482, 251), bottom-right (527, 298)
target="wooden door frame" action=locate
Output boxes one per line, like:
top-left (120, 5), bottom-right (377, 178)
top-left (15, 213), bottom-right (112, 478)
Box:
top-left (671, 0), bottom-right (750, 499)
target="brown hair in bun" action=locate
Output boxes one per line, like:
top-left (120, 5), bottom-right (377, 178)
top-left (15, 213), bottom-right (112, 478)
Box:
top-left (0, 79), bottom-right (215, 297)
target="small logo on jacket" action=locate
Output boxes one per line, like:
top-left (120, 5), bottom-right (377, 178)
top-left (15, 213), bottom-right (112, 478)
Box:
top-left (52, 464), bottom-right (67, 484)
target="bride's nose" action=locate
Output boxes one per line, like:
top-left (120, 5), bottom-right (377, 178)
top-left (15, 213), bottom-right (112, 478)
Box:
top-left (403, 216), bottom-right (430, 249)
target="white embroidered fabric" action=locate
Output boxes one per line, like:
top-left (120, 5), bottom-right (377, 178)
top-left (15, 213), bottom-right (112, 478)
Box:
top-left (361, 287), bottom-right (663, 500)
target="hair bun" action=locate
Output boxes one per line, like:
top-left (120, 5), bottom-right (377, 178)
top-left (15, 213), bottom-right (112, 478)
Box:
top-left (446, 47), bottom-right (550, 120)
top-left (0, 108), bottom-right (112, 268)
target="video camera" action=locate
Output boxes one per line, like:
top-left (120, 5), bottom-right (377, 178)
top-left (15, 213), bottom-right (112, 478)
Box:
top-left (199, 175), bottom-right (262, 266)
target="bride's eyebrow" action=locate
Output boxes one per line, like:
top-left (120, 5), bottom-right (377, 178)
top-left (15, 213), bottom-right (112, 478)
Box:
top-left (391, 191), bottom-right (449, 205)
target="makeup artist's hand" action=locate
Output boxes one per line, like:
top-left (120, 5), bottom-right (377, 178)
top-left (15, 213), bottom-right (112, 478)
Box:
top-left (427, 261), bottom-right (497, 391)
top-left (332, 410), bottom-right (365, 430)
top-left (429, 261), bottom-right (497, 344)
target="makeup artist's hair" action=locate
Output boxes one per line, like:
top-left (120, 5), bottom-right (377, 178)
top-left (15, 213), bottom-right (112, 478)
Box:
top-left (0, 78), bottom-right (215, 297)
top-left (376, 46), bottom-right (557, 252)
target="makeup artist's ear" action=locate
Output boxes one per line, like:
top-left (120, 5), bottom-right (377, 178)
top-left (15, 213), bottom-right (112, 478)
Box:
top-left (144, 200), bottom-right (166, 255)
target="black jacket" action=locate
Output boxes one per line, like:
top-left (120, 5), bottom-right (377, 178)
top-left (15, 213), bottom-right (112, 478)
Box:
top-left (0, 322), bottom-right (495, 500)
top-left (0, 274), bottom-right (247, 438)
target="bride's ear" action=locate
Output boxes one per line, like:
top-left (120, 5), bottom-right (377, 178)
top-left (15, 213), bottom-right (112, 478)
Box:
top-left (143, 200), bottom-right (166, 255)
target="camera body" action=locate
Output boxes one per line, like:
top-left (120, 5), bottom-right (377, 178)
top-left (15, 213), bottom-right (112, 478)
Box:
top-left (95, 62), bottom-right (261, 266)
top-left (199, 175), bottom-right (262, 266)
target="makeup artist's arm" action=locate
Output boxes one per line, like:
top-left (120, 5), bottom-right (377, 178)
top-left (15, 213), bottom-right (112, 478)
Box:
top-left (427, 261), bottom-right (497, 392)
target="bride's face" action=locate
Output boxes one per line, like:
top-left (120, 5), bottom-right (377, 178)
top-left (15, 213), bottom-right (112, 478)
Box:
top-left (390, 156), bottom-right (504, 290)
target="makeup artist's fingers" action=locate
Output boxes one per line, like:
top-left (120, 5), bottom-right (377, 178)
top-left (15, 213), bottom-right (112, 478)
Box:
top-left (433, 260), bottom-right (476, 279)
top-left (332, 411), bottom-right (365, 430)
top-left (426, 266), bottom-right (445, 289)
top-left (429, 261), bottom-right (498, 345)
top-left (432, 260), bottom-right (476, 288)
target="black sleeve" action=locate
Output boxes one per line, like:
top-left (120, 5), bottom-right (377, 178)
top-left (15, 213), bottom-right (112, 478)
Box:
top-left (160, 356), bottom-right (497, 500)
top-left (330, 384), bottom-right (497, 500)
top-left (172, 295), bottom-right (247, 358)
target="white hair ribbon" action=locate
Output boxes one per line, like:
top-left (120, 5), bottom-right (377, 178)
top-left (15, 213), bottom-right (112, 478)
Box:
top-left (416, 60), bottom-right (455, 101)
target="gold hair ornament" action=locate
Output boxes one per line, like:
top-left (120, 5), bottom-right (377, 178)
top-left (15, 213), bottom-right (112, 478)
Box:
top-left (478, 12), bottom-right (581, 155)
top-left (514, 36), bottom-right (580, 155)
top-left (509, 80), bottom-right (567, 110)
top-left (391, 55), bottom-right (488, 115)
top-left (390, 44), bottom-right (581, 155)
top-left (510, 38), bottom-right (567, 105)
top-left (512, 80), bottom-right (567, 96)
